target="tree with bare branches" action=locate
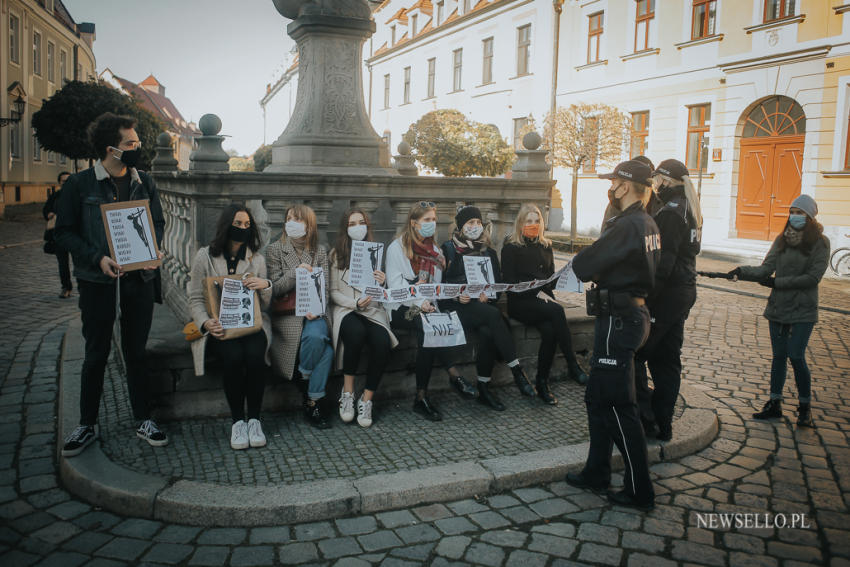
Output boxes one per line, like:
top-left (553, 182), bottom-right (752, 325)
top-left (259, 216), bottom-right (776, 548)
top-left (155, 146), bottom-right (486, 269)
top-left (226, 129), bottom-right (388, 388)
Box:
top-left (543, 103), bottom-right (631, 240)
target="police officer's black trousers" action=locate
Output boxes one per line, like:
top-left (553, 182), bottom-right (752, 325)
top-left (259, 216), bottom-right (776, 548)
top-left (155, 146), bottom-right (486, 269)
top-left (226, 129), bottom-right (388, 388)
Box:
top-left (635, 286), bottom-right (695, 433)
top-left (78, 275), bottom-right (154, 426)
top-left (583, 305), bottom-right (654, 504)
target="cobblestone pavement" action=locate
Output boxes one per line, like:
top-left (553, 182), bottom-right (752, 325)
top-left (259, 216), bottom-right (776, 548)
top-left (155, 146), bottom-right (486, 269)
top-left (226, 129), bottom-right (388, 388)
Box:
top-left (2, 215), bottom-right (849, 566)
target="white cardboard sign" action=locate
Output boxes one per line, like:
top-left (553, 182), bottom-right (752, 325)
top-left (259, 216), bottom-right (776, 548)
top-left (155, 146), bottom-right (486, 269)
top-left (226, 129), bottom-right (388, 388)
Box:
top-left (296, 267), bottom-right (326, 316)
top-left (218, 278), bottom-right (255, 329)
top-left (348, 241), bottom-right (384, 288)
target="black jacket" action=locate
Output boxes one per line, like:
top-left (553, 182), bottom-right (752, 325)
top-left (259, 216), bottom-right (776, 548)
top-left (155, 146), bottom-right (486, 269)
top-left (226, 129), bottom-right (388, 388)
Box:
top-left (653, 185), bottom-right (701, 289)
top-left (573, 202), bottom-right (660, 298)
top-left (43, 188), bottom-right (62, 220)
top-left (440, 240), bottom-right (502, 286)
top-left (500, 239), bottom-right (556, 300)
top-left (54, 162), bottom-right (165, 284)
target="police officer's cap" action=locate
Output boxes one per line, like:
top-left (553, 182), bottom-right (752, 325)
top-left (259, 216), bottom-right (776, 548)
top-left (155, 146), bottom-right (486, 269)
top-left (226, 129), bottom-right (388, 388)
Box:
top-left (598, 160), bottom-right (653, 187)
top-left (653, 159), bottom-right (689, 181)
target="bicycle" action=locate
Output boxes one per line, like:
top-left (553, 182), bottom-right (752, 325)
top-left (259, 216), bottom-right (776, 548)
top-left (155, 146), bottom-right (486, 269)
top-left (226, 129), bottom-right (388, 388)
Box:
top-left (830, 243), bottom-right (850, 277)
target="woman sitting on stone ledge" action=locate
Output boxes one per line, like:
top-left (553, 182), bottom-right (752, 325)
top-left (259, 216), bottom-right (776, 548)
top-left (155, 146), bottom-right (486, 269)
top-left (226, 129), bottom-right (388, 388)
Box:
top-left (329, 208), bottom-right (398, 428)
top-left (187, 204), bottom-right (273, 451)
top-left (384, 201), bottom-right (465, 422)
top-left (439, 205), bottom-right (537, 411)
top-left (501, 203), bottom-right (589, 404)
top-left (267, 204), bottom-right (334, 429)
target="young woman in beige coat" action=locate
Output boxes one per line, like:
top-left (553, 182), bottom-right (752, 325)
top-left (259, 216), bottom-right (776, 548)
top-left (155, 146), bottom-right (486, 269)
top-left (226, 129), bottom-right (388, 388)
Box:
top-left (188, 204), bottom-right (273, 450)
top-left (329, 208), bottom-right (398, 428)
top-left (266, 204), bottom-right (333, 429)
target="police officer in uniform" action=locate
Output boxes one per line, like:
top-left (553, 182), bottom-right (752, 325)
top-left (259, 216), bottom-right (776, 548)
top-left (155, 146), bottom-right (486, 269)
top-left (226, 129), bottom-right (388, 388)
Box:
top-left (634, 159), bottom-right (702, 441)
top-left (566, 159), bottom-right (661, 511)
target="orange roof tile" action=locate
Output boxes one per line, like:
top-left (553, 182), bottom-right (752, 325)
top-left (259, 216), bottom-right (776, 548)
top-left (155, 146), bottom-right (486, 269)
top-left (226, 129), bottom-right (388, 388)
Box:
top-left (286, 54), bottom-right (299, 73)
top-left (386, 7), bottom-right (408, 24)
top-left (373, 0), bottom-right (392, 12)
top-left (410, 0), bottom-right (433, 15)
top-left (416, 20), bottom-right (433, 36)
top-left (444, 8), bottom-right (459, 23)
top-left (473, 0), bottom-right (489, 10)
top-left (374, 41), bottom-right (389, 56)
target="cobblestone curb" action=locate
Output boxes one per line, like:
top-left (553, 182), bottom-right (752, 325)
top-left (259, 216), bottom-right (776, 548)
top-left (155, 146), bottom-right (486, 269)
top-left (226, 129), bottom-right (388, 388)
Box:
top-left (58, 318), bottom-right (719, 527)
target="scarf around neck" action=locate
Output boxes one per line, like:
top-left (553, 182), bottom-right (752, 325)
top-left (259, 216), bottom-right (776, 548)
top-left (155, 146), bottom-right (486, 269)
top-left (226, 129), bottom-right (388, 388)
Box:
top-left (410, 237), bottom-right (445, 283)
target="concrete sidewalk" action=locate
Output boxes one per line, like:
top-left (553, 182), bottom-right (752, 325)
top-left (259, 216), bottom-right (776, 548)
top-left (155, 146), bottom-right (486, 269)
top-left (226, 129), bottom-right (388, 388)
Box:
top-left (58, 317), bottom-right (718, 526)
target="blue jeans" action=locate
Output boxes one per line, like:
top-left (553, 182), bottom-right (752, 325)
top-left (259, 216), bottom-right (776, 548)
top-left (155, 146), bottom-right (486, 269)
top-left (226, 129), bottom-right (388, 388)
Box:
top-left (768, 321), bottom-right (814, 403)
top-left (299, 318), bottom-right (333, 401)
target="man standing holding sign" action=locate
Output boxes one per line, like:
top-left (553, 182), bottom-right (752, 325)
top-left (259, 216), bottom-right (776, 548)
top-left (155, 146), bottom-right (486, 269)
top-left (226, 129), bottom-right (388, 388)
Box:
top-left (55, 113), bottom-right (167, 456)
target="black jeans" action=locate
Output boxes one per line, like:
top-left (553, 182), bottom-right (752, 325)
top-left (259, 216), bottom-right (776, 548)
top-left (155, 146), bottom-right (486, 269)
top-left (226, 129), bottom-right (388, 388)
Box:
top-left (583, 305), bottom-right (654, 505)
top-left (390, 306), bottom-right (455, 392)
top-left (55, 247), bottom-right (72, 291)
top-left (206, 331), bottom-right (268, 422)
top-left (78, 275), bottom-right (154, 425)
top-left (441, 300), bottom-right (517, 378)
top-left (508, 295), bottom-right (579, 378)
top-left (339, 312), bottom-right (392, 392)
top-left (635, 285), bottom-right (696, 431)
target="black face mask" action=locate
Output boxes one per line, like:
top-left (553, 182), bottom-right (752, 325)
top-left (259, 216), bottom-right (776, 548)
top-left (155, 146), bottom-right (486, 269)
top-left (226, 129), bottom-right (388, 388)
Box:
top-left (607, 186), bottom-right (622, 210)
top-left (657, 184), bottom-right (680, 204)
top-left (115, 148), bottom-right (141, 168)
top-left (228, 225), bottom-right (250, 243)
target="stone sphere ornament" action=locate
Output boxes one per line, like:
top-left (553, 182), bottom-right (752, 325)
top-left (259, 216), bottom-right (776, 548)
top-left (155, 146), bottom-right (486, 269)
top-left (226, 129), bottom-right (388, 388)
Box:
top-left (397, 141), bottom-right (411, 156)
top-left (156, 132), bottom-right (173, 147)
top-left (523, 131), bottom-right (542, 151)
top-left (198, 114), bottom-right (222, 136)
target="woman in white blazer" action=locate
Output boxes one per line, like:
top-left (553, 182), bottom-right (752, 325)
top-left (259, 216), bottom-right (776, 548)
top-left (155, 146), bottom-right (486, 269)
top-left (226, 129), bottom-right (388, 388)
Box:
top-left (329, 208), bottom-right (399, 428)
top-left (385, 202), bottom-right (464, 422)
top-left (188, 204), bottom-right (272, 450)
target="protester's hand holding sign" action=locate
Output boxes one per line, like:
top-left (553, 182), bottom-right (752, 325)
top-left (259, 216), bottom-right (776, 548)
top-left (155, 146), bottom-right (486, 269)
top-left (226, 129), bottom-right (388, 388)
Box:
top-left (373, 270), bottom-right (386, 285)
top-left (204, 317), bottom-right (224, 338)
top-left (243, 276), bottom-right (271, 290)
top-left (420, 300), bottom-right (436, 313)
top-left (100, 255), bottom-right (123, 278)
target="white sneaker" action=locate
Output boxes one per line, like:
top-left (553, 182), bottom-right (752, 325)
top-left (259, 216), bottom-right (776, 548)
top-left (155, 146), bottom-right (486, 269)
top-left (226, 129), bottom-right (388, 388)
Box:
top-left (247, 418), bottom-right (266, 448)
top-left (230, 420), bottom-right (249, 450)
top-left (339, 391), bottom-right (356, 423)
top-left (357, 397), bottom-right (373, 428)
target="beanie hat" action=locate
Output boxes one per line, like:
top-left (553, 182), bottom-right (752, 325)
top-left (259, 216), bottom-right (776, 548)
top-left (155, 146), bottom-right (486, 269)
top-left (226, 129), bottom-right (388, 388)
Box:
top-left (790, 194), bottom-right (818, 219)
top-left (455, 205), bottom-right (482, 229)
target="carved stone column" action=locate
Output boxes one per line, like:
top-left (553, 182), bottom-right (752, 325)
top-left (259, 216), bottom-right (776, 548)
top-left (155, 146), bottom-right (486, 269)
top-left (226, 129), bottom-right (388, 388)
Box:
top-left (267, 1), bottom-right (392, 174)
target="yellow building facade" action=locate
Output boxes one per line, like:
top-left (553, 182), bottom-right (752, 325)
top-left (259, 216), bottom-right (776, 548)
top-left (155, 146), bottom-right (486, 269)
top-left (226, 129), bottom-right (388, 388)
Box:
top-left (0, 0), bottom-right (95, 216)
top-left (555, 0), bottom-right (850, 257)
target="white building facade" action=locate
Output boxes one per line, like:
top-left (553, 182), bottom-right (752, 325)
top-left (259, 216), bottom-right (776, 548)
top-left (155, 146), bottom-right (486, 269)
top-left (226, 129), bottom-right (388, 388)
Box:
top-left (366, 0), bottom-right (561, 167)
top-left (555, 0), bottom-right (850, 254)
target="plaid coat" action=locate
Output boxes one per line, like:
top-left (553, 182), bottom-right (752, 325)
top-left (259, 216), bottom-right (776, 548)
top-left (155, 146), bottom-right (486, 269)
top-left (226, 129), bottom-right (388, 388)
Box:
top-left (266, 238), bottom-right (330, 379)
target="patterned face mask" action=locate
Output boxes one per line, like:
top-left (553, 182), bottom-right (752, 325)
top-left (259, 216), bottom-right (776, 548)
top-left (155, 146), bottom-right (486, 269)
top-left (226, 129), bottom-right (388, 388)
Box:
top-left (784, 225), bottom-right (803, 247)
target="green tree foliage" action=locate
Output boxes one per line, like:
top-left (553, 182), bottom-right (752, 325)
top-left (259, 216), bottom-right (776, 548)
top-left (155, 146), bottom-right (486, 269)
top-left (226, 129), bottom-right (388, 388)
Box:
top-left (253, 144), bottom-right (273, 172)
top-left (229, 156), bottom-right (255, 172)
top-left (403, 109), bottom-right (514, 177)
top-left (31, 80), bottom-right (164, 170)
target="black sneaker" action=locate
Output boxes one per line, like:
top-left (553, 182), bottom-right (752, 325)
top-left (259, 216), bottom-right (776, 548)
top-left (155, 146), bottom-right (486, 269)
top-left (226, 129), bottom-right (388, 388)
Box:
top-left (796, 403), bottom-right (814, 427)
top-left (62, 425), bottom-right (96, 457)
top-left (136, 419), bottom-right (168, 447)
top-left (413, 397), bottom-right (442, 421)
top-left (565, 471), bottom-right (609, 493)
top-left (450, 375), bottom-right (478, 399)
top-left (753, 399), bottom-right (782, 420)
top-left (305, 401), bottom-right (331, 429)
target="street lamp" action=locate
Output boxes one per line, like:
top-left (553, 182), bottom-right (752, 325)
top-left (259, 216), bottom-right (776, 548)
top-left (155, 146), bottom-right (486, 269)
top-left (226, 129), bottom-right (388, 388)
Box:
top-left (0, 95), bottom-right (25, 128)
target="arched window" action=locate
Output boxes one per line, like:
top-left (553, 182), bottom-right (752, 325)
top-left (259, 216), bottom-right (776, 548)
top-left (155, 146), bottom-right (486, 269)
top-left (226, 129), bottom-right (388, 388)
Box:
top-left (742, 96), bottom-right (805, 138)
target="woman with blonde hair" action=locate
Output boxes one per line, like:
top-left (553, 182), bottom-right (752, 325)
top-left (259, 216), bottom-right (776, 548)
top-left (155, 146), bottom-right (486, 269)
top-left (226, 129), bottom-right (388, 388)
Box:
top-left (439, 205), bottom-right (536, 410)
top-left (384, 201), bottom-right (464, 421)
top-left (501, 203), bottom-right (588, 404)
top-left (329, 208), bottom-right (398, 428)
top-left (267, 204), bottom-right (334, 429)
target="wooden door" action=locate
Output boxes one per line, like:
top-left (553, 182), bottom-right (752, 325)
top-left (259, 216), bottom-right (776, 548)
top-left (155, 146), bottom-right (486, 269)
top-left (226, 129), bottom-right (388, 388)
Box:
top-left (736, 142), bottom-right (774, 240)
top-left (736, 135), bottom-right (804, 240)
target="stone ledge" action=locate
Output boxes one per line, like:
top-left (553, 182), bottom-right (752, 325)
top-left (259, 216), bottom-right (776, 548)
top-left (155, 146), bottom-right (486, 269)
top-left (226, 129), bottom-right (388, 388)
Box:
top-left (58, 318), bottom-right (719, 527)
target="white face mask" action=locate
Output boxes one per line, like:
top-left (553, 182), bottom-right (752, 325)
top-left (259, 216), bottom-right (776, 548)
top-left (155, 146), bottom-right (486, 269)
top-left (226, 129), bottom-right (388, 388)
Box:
top-left (463, 225), bottom-right (484, 240)
top-left (347, 224), bottom-right (368, 241)
top-left (285, 220), bottom-right (306, 238)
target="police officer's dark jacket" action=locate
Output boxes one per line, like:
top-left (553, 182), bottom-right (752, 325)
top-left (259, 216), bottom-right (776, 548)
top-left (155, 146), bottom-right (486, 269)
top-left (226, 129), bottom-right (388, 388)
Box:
top-left (54, 160), bottom-right (165, 284)
top-left (500, 238), bottom-right (556, 300)
top-left (572, 202), bottom-right (660, 298)
top-left (654, 184), bottom-right (701, 288)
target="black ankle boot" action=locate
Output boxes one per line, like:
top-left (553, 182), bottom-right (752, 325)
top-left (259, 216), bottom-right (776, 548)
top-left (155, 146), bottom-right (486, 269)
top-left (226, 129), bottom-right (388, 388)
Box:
top-left (511, 366), bottom-right (536, 397)
top-left (304, 400), bottom-right (331, 429)
top-left (477, 381), bottom-right (505, 411)
top-left (796, 403), bottom-right (813, 427)
top-left (568, 361), bottom-right (589, 385)
top-left (450, 375), bottom-right (478, 399)
top-left (536, 376), bottom-right (558, 405)
top-left (753, 399), bottom-right (782, 420)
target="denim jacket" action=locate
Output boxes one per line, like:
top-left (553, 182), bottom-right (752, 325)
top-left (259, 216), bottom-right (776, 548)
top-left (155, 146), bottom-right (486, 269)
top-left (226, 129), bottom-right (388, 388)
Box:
top-left (54, 160), bottom-right (165, 284)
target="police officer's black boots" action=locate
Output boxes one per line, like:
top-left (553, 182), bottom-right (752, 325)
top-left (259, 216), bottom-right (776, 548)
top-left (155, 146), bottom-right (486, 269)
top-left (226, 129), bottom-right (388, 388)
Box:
top-left (511, 366), bottom-right (536, 397)
top-left (536, 375), bottom-right (558, 405)
top-left (753, 399), bottom-right (782, 420)
top-left (797, 403), bottom-right (813, 427)
top-left (477, 381), bottom-right (505, 411)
